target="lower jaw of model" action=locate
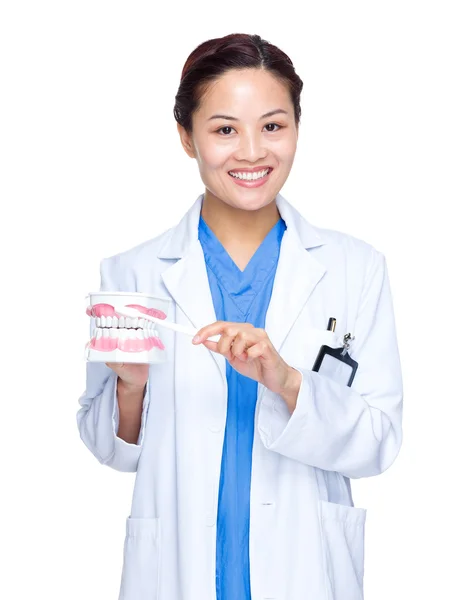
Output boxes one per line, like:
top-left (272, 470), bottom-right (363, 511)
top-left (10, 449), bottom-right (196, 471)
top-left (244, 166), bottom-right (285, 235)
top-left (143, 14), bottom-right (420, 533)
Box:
top-left (84, 292), bottom-right (170, 364)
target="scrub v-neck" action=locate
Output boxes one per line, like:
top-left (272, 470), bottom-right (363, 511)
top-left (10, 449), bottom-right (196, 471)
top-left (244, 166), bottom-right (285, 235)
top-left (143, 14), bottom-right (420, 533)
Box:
top-left (198, 214), bottom-right (287, 600)
top-left (198, 216), bottom-right (286, 319)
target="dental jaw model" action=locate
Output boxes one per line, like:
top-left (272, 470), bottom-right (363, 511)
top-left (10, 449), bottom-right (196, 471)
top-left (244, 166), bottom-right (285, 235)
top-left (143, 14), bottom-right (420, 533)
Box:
top-left (85, 292), bottom-right (171, 364)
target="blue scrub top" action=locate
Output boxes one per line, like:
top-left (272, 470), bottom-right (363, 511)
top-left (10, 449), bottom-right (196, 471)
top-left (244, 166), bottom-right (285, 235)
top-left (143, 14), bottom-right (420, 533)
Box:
top-left (198, 214), bottom-right (287, 600)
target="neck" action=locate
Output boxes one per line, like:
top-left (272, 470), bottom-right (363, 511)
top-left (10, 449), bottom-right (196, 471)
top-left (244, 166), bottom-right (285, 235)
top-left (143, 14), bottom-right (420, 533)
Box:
top-left (200, 191), bottom-right (280, 246)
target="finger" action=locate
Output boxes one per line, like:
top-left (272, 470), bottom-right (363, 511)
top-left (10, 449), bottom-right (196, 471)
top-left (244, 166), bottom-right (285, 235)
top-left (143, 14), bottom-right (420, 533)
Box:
top-left (193, 321), bottom-right (252, 344)
top-left (201, 339), bottom-right (219, 353)
top-left (217, 332), bottom-right (235, 356)
top-left (106, 362), bottom-right (124, 369)
top-left (231, 330), bottom-right (254, 357)
top-left (236, 351), bottom-right (249, 362)
top-left (232, 344), bottom-right (249, 362)
top-left (202, 338), bottom-right (248, 362)
top-left (246, 340), bottom-right (269, 361)
top-left (202, 334), bottom-right (235, 358)
top-left (192, 321), bottom-right (225, 344)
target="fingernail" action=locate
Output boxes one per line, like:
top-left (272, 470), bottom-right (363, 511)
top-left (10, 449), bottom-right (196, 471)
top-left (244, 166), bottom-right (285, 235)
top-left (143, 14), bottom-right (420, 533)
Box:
top-left (192, 335), bottom-right (201, 343)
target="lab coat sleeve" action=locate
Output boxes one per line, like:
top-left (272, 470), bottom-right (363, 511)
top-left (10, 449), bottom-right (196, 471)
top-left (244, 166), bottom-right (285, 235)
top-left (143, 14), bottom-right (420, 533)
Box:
top-left (257, 248), bottom-right (403, 479)
top-left (76, 255), bottom-right (150, 473)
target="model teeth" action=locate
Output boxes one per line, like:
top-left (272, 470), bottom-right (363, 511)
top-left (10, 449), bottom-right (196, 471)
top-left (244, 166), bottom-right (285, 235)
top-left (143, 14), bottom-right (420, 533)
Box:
top-left (96, 316), bottom-right (153, 328)
top-left (94, 317), bottom-right (155, 330)
top-left (93, 327), bottom-right (162, 339)
top-left (229, 168), bottom-right (270, 181)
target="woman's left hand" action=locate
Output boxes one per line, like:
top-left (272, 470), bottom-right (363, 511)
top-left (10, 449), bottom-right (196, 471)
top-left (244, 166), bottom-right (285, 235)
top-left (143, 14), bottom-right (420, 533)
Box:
top-left (192, 321), bottom-right (302, 410)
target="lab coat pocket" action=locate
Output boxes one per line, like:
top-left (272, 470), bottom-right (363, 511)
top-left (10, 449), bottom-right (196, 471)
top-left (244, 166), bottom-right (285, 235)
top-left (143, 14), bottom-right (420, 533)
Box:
top-left (319, 500), bottom-right (366, 600)
top-left (119, 517), bottom-right (161, 600)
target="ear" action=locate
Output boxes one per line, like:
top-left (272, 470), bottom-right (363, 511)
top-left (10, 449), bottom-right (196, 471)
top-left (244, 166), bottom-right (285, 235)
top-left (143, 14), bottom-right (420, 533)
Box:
top-left (177, 123), bottom-right (196, 159)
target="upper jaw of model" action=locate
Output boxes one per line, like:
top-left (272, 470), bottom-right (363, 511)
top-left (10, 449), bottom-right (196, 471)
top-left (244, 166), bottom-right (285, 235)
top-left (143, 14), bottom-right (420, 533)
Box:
top-left (85, 292), bottom-right (170, 364)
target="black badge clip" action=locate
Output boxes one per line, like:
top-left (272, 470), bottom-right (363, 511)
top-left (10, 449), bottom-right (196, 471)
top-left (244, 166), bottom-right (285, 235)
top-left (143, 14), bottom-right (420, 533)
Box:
top-left (312, 319), bottom-right (359, 387)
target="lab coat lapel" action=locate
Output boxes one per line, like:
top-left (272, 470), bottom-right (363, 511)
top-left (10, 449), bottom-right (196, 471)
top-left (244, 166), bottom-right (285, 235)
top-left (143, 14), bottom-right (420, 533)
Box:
top-left (159, 196), bottom-right (227, 383)
top-left (265, 195), bottom-right (327, 354)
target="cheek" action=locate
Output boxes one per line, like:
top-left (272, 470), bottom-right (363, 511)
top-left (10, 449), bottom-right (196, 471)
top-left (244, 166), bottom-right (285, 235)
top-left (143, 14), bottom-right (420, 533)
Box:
top-left (197, 142), bottom-right (232, 171)
top-left (274, 143), bottom-right (297, 172)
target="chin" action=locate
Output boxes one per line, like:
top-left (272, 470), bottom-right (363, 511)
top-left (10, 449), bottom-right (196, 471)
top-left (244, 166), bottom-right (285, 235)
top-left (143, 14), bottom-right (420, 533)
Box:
top-left (205, 180), bottom-right (279, 212)
top-left (231, 194), bottom-right (276, 212)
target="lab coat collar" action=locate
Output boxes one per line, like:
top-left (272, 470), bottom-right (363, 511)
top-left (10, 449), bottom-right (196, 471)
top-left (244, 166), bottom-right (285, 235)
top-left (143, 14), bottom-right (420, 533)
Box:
top-left (156, 193), bottom-right (325, 259)
top-left (159, 193), bottom-right (327, 383)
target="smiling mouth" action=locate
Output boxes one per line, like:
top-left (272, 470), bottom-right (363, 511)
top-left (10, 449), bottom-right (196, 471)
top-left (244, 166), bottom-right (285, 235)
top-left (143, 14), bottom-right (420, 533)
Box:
top-left (228, 167), bottom-right (273, 182)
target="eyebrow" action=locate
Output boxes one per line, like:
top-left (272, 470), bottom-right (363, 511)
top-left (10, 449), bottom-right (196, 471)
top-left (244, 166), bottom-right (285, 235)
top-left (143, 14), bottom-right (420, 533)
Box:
top-left (207, 109), bottom-right (288, 121)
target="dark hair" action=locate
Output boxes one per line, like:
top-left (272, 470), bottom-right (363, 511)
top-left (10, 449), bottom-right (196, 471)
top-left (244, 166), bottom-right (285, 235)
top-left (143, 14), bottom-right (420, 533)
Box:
top-left (173, 33), bottom-right (303, 133)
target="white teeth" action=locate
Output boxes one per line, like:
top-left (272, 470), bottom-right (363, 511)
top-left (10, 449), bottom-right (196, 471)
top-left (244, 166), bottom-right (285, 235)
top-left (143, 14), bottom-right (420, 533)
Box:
top-left (92, 313), bottom-right (161, 347)
top-left (94, 326), bottom-right (161, 341)
top-left (93, 313), bottom-right (161, 330)
top-left (230, 168), bottom-right (269, 181)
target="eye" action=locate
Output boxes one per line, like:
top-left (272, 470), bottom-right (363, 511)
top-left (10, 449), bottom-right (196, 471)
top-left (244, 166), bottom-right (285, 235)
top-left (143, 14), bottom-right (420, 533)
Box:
top-left (217, 126), bottom-right (235, 135)
top-left (264, 123), bottom-right (281, 132)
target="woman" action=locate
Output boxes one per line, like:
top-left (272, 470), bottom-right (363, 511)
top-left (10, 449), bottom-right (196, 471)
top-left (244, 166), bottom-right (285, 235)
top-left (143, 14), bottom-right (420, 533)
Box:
top-left (78, 33), bottom-right (403, 600)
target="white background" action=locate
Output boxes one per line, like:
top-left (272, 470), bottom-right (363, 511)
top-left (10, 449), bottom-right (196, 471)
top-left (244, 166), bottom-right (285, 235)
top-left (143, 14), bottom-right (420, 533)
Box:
top-left (1, 1), bottom-right (474, 598)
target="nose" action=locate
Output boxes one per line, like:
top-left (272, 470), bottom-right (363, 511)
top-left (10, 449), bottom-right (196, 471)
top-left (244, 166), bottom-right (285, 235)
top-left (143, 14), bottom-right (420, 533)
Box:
top-left (234, 130), bottom-right (267, 163)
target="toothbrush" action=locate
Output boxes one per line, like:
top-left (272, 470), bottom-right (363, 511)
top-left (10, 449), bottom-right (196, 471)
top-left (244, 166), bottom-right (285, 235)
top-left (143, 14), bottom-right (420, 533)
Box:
top-left (114, 306), bottom-right (221, 343)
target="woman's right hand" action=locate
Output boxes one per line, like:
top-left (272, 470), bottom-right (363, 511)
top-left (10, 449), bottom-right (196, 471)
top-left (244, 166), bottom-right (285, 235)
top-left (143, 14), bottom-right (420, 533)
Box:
top-left (105, 362), bottom-right (149, 390)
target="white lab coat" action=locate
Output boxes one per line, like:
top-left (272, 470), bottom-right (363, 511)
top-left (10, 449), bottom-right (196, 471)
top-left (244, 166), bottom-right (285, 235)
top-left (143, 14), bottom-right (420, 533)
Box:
top-left (77, 192), bottom-right (403, 600)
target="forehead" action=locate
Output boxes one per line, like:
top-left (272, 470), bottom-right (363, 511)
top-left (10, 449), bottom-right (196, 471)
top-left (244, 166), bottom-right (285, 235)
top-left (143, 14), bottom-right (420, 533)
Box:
top-left (197, 68), bottom-right (292, 117)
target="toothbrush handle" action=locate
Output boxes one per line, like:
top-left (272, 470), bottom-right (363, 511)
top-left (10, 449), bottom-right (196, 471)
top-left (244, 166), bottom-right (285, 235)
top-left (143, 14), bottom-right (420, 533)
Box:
top-left (163, 321), bottom-right (221, 343)
top-left (140, 313), bottom-right (221, 343)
